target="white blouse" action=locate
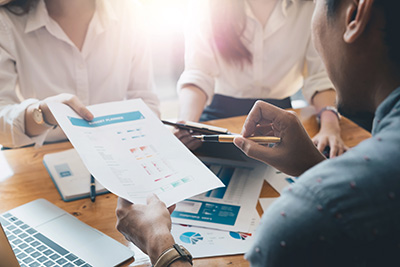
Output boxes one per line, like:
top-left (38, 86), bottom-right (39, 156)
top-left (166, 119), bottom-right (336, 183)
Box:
top-left (0, 0), bottom-right (160, 148)
top-left (177, 0), bottom-right (334, 105)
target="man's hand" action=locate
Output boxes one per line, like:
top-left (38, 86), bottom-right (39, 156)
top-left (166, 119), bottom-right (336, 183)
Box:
top-left (116, 195), bottom-right (176, 264)
top-left (233, 101), bottom-right (326, 177)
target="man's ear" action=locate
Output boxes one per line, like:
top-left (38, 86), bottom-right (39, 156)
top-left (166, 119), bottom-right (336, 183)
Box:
top-left (343, 0), bottom-right (374, 43)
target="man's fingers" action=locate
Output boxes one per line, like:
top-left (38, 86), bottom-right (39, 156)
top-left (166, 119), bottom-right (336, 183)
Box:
top-left (254, 124), bottom-right (274, 136)
top-left (117, 197), bottom-right (133, 209)
top-left (146, 193), bottom-right (160, 205)
top-left (242, 101), bottom-right (284, 136)
top-left (234, 136), bottom-right (272, 162)
top-left (168, 204), bottom-right (176, 214)
top-left (116, 197), bottom-right (133, 219)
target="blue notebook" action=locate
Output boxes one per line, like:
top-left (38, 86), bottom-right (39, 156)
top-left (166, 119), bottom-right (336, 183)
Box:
top-left (43, 149), bottom-right (108, 201)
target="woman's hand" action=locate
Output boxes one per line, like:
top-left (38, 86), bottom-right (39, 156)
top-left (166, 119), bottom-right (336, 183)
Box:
top-left (25, 93), bottom-right (93, 137)
top-left (116, 195), bottom-right (176, 264)
top-left (312, 111), bottom-right (348, 158)
top-left (233, 101), bottom-right (326, 177)
top-left (39, 93), bottom-right (93, 125)
top-left (172, 121), bottom-right (202, 151)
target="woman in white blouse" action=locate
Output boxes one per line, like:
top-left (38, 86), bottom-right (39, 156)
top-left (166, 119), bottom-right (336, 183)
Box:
top-left (176, 0), bottom-right (346, 158)
top-left (0, 0), bottom-right (159, 148)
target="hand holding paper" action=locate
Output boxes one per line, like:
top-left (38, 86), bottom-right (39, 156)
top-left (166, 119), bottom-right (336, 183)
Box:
top-left (49, 99), bottom-right (224, 206)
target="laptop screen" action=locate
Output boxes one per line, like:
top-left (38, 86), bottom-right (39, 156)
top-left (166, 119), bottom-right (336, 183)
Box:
top-left (0, 223), bottom-right (20, 267)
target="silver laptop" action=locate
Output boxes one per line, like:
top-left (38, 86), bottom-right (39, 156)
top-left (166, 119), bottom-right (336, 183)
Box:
top-left (0, 199), bottom-right (133, 267)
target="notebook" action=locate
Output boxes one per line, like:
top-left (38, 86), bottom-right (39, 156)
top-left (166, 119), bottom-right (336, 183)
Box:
top-left (0, 199), bottom-right (133, 267)
top-left (43, 149), bottom-right (108, 201)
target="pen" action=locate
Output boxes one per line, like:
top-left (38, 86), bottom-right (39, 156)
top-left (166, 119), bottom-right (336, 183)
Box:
top-left (192, 135), bottom-right (281, 144)
top-left (90, 175), bottom-right (96, 202)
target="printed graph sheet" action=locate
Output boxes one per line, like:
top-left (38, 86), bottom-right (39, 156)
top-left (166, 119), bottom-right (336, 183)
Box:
top-left (49, 99), bottom-right (224, 206)
top-left (171, 209), bottom-right (260, 258)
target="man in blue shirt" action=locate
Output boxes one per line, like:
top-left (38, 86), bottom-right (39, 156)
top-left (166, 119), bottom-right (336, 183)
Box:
top-left (115, 0), bottom-right (400, 266)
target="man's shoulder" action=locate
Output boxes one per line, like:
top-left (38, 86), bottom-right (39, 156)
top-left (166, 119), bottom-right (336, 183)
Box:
top-left (292, 133), bottom-right (400, 238)
top-left (299, 123), bottom-right (400, 193)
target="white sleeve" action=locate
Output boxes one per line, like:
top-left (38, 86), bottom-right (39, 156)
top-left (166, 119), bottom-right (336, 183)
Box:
top-left (126, 4), bottom-right (160, 117)
top-left (177, 0), bottom-right (219, 105)
top-left (0, 14), bottom-right (48, 148)
top-left (302, 38), bottom-right (335, 104)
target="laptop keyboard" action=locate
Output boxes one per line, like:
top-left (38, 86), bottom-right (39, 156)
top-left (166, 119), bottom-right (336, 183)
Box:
top-left (0, 213), bottom-right (92, 267)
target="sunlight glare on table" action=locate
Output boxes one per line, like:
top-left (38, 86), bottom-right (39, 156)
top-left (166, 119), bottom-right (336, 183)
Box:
top-left (0, 151), bottom-right (14, 182)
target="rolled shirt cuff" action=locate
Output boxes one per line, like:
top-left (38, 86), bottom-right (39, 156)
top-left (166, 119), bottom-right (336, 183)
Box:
top-left (177, 70), bottom-right (215, 106)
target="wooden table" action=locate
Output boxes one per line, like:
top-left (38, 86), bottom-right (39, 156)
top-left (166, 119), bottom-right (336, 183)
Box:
top-left (0, 108), bottom-right (371, 267)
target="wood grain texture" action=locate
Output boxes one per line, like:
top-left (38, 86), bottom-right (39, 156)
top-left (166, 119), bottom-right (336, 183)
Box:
top-left (0, 108), bottom-right (371, 266)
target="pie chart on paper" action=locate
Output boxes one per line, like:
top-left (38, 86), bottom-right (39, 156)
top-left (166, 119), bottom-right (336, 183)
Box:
top-left (179, 232), bottom-right (204, 245)
top-left (229, 232), bottom-right (251, 240)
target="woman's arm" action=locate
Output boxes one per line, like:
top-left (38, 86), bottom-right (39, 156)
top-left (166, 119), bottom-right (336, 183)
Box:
top-left (303, 37), bottom-right (347, 157)
top-left (174, 85), bottom-right (207, 150)
top-left (311, 89), bottom-right (348, 158)
top-left (178, 85), bottom-right (207, 122)
top-left (174, 1), bottom-right (219, 149)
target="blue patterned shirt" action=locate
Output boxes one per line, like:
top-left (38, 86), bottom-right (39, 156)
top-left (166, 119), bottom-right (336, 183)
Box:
top-left (247, 87), bottom-right (400, 266)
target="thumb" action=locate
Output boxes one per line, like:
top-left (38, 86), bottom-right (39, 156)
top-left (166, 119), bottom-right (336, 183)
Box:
top-left (234, 136), bottom-right (272, 162)
top-left (146, 193), bottom-right (161, 205)
top-left (66, 97), bottom-right (94, 121)
top-left (117, 197), bottom-right (133, 209)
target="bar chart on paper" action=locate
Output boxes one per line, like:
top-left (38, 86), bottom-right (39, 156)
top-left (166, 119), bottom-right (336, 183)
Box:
top-left (204, 166), bottom-right (233, 199)
top-left (49, 99), bottom-right (224, 206)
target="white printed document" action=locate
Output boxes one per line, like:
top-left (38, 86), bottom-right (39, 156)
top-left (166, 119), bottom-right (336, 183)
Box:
top-left (264, 167), bottom-right (297, 194)
top-left (171, 210), bottom-right (260, 258)
top-left (48, 99), bottom-right (224, 206)
top-left (171, 156), bottom-right (265, 232)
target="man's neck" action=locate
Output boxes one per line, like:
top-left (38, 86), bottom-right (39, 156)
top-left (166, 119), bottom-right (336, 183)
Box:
top-left (372, 66), bottom-right (400, 110)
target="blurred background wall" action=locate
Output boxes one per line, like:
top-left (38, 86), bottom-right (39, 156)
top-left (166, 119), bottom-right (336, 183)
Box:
top-left (142, 0), bottom-right (189, 119)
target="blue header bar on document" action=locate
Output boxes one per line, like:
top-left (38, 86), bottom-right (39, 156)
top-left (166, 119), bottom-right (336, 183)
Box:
top-left (68, 111), bottom-right (145, 127)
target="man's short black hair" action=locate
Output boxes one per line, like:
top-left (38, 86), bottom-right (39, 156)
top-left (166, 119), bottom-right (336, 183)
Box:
top-left (325, 0), bottom-right (400, 68)
top-left (325, 0), bottom-right (341, 16)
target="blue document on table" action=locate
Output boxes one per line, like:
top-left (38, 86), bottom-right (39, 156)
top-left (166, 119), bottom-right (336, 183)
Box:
top-left (171, 153), bottom-right (266, 233)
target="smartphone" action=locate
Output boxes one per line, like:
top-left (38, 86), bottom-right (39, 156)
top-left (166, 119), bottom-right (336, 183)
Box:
top-left (162, 120), bottom-right (231, 135)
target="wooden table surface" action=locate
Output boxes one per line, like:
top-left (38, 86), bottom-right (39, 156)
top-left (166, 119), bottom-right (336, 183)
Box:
top-left (0, 108), bottom-right (371, 267)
